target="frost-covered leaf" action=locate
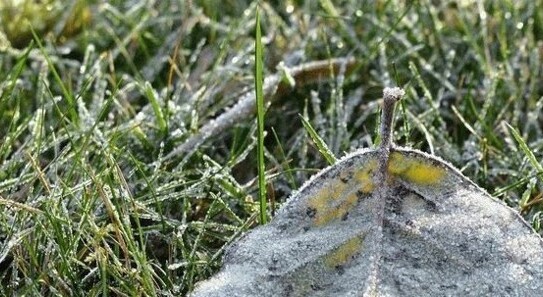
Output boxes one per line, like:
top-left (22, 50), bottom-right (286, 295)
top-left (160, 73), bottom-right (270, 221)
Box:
top-left (190, 88), bottom-right (543, 297)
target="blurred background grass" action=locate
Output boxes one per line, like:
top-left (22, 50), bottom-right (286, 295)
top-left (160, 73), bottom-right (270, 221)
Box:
top-left (1, 0), bottom-right (543, 295)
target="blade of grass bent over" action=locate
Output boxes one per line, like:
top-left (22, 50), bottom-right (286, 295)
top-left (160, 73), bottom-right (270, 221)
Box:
top-left (505, 122), bottom-right (543, 174)
top-left (299, 114), bottom-right (337, 165)
top-left (506, 122), bottom-right (543, 207)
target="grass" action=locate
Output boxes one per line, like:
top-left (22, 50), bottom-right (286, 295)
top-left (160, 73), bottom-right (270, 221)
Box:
top-left (254, 8), bottom-right (268, 225)
top-left (1, 0), bottom-right (543, 295)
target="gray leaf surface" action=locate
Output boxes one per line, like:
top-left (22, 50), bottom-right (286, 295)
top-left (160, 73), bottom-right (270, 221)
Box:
top-left (190, 147), bottom-right (543, 297)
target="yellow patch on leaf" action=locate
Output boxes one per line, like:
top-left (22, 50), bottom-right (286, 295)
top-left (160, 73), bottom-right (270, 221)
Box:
top-left (354, 158), bottom-right (377, 193)
top-left (308, 159), bottom-right (377, 226)
top-left (388, 152), bottom-right (445, 185)
top-left (324, 235), bottom-right (364, 268)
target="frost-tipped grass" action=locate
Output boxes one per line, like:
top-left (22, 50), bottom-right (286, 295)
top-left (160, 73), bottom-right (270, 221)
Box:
top-left (1, 1), bottom-right (543, 296)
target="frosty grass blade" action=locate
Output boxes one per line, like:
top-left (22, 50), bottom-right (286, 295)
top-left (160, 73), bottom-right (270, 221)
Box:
top-left (190, 88), bottom-right (543, 297)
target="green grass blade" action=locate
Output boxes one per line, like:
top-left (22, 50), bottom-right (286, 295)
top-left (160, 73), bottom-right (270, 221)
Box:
top-left (271, 127), bottom-right (297, 189)
top-left (255, 9), bottom-right (267, 225)
top-left (299, 114), bottom-right (338, 165)
top-left (506, 122), bottom-right (543, 207)
top-left (505, 122), bottom-right (543, 173)
top-left (30, 27), bottom-right (79, 126)
top-left (142, 81), bottom-right (168, 137)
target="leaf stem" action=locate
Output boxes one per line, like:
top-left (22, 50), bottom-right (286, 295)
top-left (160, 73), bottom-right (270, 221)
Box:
top-left (380, 87), bottom-right (405, 150)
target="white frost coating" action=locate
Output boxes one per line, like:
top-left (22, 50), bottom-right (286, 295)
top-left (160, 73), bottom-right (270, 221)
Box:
top-left (382, 87), bottom-right (405, 101)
